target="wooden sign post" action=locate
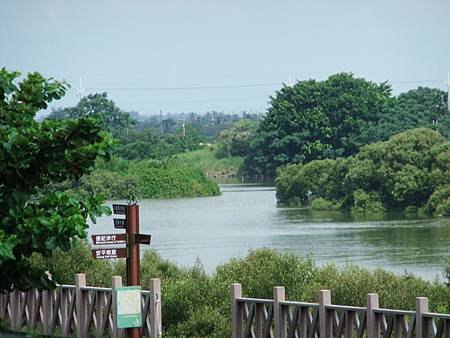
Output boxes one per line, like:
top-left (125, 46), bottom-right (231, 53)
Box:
top-left (92, 203), bottom-right (151, 338)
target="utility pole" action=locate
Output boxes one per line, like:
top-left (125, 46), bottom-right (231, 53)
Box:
top-left (160, 109), bottom-right (163, 135)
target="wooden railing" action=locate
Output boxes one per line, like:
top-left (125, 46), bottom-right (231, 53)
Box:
top-left (230, 284), bottom-right (450, 338)
top-left (0, 273), bottom-right (162, 337)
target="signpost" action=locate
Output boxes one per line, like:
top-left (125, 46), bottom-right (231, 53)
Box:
top-left (91, 203), bottom-right (151, 338)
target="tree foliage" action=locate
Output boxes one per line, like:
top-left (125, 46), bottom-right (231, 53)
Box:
top-left (115, 126), bottom-right (206, 161)
top-left (244, 74), bottom-right (450, 177)
top-left (215, 119), bottom-right (257, 158)
top-left (276, 128), bottom-right (450, 215)
top-left (244, 73), bottom-right (393, 176)
top-left (0, 69), bottom-right (113, 291)
top-left (48, 92), bottom-right (135, 135)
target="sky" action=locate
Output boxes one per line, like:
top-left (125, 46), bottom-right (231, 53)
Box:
top-left (1, 0), bottom-right (449, 116)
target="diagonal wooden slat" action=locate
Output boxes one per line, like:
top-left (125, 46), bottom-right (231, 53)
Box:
top-left (307, 309), bottom-right (319, 338)
top-left (434, 318), bottom-right (445, 338)
top-left (99, 292), bottom-right (112, 337)
top-left (18, 292), bottom-right (27, 330)
top-left (287, 305), bottom-right (300, 338)
top-left (384, 315), bottom-right (394, 338)
top-left (406, 316), bottom-right (416, 338)
top-left (244, 302), bottom-right (256, 338)
top-left (263, 304), bottom-right (274, 338)
top-left (49, 288), bottom-right (61, 336)
top-left (84, 290), bottom-right (97, 336)
top-left (334, 310), bottom-right (346, 338)
top-left (355, 312), bottom-right (366, 338)
top-left (31, 291), bottom-right (41, 330)
top-left (65, 290), bottom-right (76, 335)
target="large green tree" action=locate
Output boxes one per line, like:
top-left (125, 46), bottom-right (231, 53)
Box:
top-left (0, 69), bottom-right (113, 291)
top-left (48, 92), bottom-right (135, 135)
top-left (359, 87), bottom-right (450, 143)
top-left (244, 73), bottom-right (393, 176)
top-left (215, 119), bottom-right (257, 158)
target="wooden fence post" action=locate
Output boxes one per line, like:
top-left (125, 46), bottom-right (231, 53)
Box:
top-left (274, 286), bottom-right (286, 338)
top-left (319, 290), bottom-right (331, 338)
top-left (231, 283), bottom-right (243, 338)
top-left (367, 293), bottom-right (379, 338)
top-left (111, 276), bottom-right (122, 338)
top-left (150, 278), bottom-right (162, 337)
top-left (9, 290), bottom-right (20, 331)
top-left (75, 273), bottom-right (86, 338)
top-left (416, 297), bottom-right (429, 338)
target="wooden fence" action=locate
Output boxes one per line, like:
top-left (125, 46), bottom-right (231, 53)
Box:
top-left (231, 283), bottom-right (450, 338)
top-left (0, 273), bottom-right (162, 337)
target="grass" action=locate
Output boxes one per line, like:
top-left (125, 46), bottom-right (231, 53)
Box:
top-left (171, 146), bottom-right (243, 176)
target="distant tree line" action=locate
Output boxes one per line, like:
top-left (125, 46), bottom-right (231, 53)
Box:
top-left (48, 94), bottom-right (262, 161)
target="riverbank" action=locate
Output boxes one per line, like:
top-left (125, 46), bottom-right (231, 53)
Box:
top-left (74, 158), bottom-right (220, 199)
top-left (171, 146), bottom-right (244, 181)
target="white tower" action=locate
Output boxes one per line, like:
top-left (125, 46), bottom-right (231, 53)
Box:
top-left (76, 78), bottom-right (85, 100)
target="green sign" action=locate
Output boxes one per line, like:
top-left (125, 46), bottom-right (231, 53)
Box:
top-left (116, 286), bottom-right (142, 328)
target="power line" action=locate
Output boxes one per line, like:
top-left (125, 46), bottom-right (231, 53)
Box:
top-left (69, 79), bottom-right (447, 93)
top-left (82, 82), bottom-right (282, 91)
top-left (389, 79), bottom-right (445, 84)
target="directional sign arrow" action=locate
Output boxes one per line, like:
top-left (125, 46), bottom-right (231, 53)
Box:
top-left (112, 204), bottom-right (127, 215)
top-left (92, 234), bottom-right (126, 245)
top-left (113, 218), bottom-right (127, 229)
top-left (135, 234), bottom-right (151, 245)
top-left (92, 248), bottom-right (127, 260)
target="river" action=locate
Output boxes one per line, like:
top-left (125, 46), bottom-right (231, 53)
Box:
top-left (89, 184), bottom-right (450, 281)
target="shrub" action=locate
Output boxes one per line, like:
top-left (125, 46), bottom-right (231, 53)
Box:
top-left (351, 189), bottom-right (385, 214)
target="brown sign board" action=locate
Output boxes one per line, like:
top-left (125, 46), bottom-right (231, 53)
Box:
top-left (135, 234), bottom-right (151, 245)
top-left (114, 218), bottom-right (127, 229)
top-left (92, 234), bottom-right (126, 245)
top-left (92, 248), bottom-right (127, 260)
top-left (113, 204), bottom-right (127, 215)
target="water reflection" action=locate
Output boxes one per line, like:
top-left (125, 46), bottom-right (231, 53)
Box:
top-left (89, 184), bottom-right (450, 281)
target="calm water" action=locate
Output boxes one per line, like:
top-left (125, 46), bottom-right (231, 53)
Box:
top-left (89, 184), bottom-right (450, 281)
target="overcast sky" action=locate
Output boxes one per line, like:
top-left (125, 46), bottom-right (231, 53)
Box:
top-left (1, 0), bottom-right (449, 115)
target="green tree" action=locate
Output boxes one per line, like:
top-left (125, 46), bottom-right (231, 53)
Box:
top-left (244, 73), bottom-right (393, 176)
top-left (360, 87), bottom-right (450, 142)
top-left (0, 69), bottom-right (113, 291)
top-left (48, 92), bottom-right (135, 135)
top-left (215, 119), bottom-right (257, 158)
top-left (276, 128), bottom-right (450, 214)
